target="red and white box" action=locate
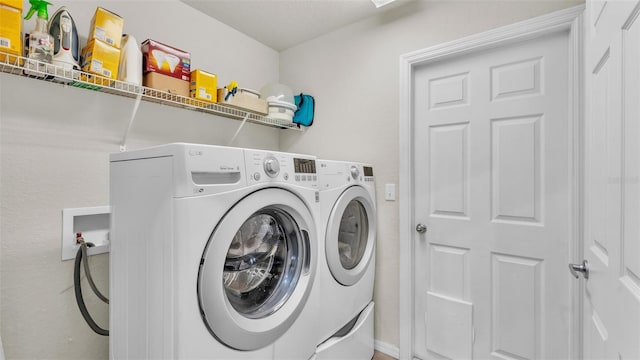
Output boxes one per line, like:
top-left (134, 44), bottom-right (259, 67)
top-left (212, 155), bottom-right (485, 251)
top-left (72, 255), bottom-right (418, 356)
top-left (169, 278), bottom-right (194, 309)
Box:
top-left (141, 39), bottom-right (191, 81)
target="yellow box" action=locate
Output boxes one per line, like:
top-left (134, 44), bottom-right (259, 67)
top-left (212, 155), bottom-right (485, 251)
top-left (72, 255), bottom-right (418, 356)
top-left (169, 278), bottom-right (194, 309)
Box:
top-left (0, 4), bottom-right (22, 63)
top-left (0, 0), bottom-right (22, 10)
top-left (81, 39), bottom-right (121, 80)
top-left (190, 70), bottom-right (217, 103)
top-left (88, 7), bottom-right (124, 49)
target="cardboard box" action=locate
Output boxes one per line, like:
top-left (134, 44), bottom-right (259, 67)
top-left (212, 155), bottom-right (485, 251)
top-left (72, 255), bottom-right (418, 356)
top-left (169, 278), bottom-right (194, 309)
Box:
top-left (190, 70), bottom-right (217, 103)
top-left (88, 7), bottom-right (124, 49)
top-left (141, 39), bottom-right (190, 81)
top-left (217, 88), bottom-right (268, 115)
top-left (81, 39), bottom-right (120, 80)
top-left (0, 4), bottom-right (22, 63)
top-left (0, 0), bottom-right (21, 10)
top-left (144, 72), bottom-right (189, 98)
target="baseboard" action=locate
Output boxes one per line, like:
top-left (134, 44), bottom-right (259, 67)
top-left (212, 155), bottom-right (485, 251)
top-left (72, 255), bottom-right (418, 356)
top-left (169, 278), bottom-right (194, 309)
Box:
top-left (374, 340), bottom-right (400, 359)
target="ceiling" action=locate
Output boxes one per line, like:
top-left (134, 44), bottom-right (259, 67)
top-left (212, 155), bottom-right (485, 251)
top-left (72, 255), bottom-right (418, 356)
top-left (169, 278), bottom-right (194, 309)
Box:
top-left (181, 0), bottom-right (408, 51)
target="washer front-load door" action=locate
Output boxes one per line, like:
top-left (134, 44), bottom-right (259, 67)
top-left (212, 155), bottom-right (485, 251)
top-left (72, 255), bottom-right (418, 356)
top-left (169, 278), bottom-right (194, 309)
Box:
top-left (325, 186), bottom-right (376, 286)
top-left (198, 188), bottom-right (316, 351)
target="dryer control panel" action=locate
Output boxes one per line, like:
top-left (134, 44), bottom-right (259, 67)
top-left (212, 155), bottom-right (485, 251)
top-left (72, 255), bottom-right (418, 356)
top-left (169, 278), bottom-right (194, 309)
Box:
top-left (318, 160), bottom-right (375, 194)
top-left (245, 150), bottom-right (318, 189)
top-left (363, 165), bottom-right (374, 183)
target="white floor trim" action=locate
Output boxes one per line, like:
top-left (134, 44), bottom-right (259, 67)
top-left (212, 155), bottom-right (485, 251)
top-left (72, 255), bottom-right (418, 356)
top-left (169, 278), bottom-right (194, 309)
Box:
top-left (375, 340), bottom-right (400, 359)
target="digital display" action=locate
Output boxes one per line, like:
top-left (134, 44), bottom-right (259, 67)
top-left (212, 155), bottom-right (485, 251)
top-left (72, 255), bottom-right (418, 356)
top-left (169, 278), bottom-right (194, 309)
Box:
top-left (363, 166), bottom-right (373, 177)
top-left (294, 158), bottom-right (316, 174)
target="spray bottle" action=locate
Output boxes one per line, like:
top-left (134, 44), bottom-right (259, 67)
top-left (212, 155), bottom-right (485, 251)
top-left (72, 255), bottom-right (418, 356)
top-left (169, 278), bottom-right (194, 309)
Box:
top-left (24, 0), bottom-right (54, 74)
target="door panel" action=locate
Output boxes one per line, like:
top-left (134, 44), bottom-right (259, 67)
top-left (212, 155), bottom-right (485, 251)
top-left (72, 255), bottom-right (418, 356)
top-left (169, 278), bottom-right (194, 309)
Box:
top-left (425, 292), bottom-right (473, 360)
top-left (429, 123), bottom-right (469, 218)
top-left (490, 57), bottom-right (542, 101)
top-left (490, 254), bottom-right (542, 360)
top-left (429, 244), bottom-right (470, 300)
top-left (491, 115), bottom-right (541, 223)
top-left (428, 72), bottom-right (470, 110)
top-left (413, 30), bottom-right (571, 359)
top-left (585, 1), bottom-right (640, 359)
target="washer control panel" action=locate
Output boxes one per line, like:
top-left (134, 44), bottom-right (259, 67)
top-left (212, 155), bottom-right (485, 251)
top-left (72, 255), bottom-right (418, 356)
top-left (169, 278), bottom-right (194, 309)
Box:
top-left (245, 150), bottom-right (318, 188)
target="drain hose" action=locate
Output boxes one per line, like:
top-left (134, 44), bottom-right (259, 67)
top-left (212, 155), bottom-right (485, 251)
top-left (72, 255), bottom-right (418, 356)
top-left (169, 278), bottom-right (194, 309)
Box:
top-left (74, 241), bottom-right (109, 336)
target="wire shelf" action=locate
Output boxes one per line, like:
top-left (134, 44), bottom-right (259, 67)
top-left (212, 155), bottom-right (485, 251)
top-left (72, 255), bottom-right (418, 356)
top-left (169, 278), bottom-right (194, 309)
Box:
top-left (0, 52), bottom-right (303, 131)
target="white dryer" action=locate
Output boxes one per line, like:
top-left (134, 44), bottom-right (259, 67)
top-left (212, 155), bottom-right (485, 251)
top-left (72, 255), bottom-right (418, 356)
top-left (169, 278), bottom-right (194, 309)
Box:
top-left (315, 160), bottom-right (376, 360)
top-left (110, 143), bottom-right (321, 359)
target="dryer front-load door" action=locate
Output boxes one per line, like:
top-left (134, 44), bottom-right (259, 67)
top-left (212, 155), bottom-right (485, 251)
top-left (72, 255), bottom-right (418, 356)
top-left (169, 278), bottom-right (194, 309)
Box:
top-left (198, 188), bottom-right (316, 351)
top-left (325, 186), bottom-right (376, 286)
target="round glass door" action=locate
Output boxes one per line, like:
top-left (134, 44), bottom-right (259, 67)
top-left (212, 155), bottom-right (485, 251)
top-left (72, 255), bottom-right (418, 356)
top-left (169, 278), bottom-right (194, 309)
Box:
top-left (223, 208), bottom-right (303, 319)
top-left (198, 188), bottom-right (316, 351)
top-left (325, 186), bottom-right (375, 286)
top-left (338, 200), bottom-right (369, 270)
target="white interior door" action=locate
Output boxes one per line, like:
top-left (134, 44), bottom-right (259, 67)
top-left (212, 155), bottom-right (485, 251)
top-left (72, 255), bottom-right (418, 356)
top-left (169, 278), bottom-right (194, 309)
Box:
top-left (583, 1), bottom-right (640, 358)
top-left (412, 30), bottom-right (573, 359)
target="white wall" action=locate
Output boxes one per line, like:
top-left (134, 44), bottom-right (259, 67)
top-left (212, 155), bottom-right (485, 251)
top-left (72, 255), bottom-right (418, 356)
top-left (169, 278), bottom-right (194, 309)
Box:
top-left (279, 0), bottom-right (583, 350)
top-left (0, 0), bottom-right (279, 358)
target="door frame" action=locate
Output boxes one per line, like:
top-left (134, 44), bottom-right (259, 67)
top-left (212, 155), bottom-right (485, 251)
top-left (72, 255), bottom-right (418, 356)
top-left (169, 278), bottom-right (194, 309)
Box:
top-left (398, 6), bottom-right (585, 360)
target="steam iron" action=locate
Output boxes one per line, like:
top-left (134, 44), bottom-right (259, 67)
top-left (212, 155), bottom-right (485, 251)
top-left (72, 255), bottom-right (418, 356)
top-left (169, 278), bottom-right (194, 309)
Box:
top-left (49, 7), bottom-right (79, 71)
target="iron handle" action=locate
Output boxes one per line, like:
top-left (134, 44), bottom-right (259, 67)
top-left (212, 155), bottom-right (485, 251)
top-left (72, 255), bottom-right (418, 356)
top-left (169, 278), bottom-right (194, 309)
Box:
top-left (416, 223), bottom-right (427, 234)
top-left (569, 260), bottom-right (589, 280)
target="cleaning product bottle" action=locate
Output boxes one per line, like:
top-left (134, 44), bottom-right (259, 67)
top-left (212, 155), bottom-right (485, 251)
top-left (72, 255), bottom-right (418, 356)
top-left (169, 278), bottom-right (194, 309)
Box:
top-left (118, 34), bottom-right (142, 85)
top-left (24, 0), bottom-right (54, 74)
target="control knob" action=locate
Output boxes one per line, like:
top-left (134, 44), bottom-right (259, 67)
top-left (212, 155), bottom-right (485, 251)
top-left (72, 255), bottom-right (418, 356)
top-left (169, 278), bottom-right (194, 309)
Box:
top-left (350, 166), bottom-right (360, 180)
top-left (264, 157), bottom-right (280, 177)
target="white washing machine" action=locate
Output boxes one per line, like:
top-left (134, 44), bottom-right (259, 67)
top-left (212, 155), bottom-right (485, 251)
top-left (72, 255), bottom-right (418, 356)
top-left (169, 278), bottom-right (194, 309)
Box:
top-left (109, 143), bottom-right (321, 359)
top-left (315, 160), bottom-right (376, 360)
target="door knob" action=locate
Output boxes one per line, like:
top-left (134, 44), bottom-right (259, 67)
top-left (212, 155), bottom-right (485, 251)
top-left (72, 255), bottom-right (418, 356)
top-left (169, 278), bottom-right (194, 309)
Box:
top-left (416, 223), bottom-right (427, 233)
top-left (568, 260), bottom-right (589, 280)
